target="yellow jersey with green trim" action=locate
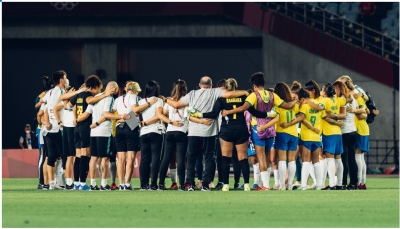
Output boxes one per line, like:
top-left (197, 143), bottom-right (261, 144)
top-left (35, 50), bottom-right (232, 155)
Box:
top-left (299, 103), bottom-right (324, 141)
top-left (245, 90), bottom-right (284, 110)
top-left (275, 103), bottom-right (299, 137)
top-left (355, 96), bottom-right (369, 136)
top-left (321, 97), bottom-right (346, 136)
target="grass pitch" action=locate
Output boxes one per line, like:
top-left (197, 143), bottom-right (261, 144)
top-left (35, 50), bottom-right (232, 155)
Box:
top-left (2, 177), bottom-right (399, 228)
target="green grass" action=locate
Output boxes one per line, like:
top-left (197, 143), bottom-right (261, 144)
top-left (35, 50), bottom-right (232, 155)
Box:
top-left (2, 177), bottom-right (399, 228)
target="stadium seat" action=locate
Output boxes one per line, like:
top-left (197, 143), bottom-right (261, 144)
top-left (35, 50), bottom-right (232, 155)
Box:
top-left (386, 10), bottom-right (398, 19)
top-left (345, 11), bottom-right (359, 22)
top-left (325, 3), bottom-right (338, 14)
top-left (381, 18), bottom-right (393, 31)
top-left (350, 2), bottom-right (360, 12)
top-left (339, 3), bottom-right (350, 15)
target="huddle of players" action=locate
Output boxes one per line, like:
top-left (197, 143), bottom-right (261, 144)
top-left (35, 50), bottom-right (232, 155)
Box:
top-left (35, 70), bottom-right (371, 191)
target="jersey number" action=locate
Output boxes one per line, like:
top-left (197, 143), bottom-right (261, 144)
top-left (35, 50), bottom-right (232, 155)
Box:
top-left (310, 116), bottom-right (316, 127)
top-left (286, 111), bottom-right (293, 123)
top-left (233, 105), bottom-right (237, 119)
top-left (77, 106), bottom-right (83, 119)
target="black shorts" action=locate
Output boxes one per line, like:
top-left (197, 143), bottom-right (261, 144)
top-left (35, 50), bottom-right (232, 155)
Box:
top-left (219, 127), bottom-right (249, 145)
top-left (63, 127), bottom-right (76, 157)
top-left (44, 131), bottom-right (63, 162)
top-left (74, 131), bottom-right (90, 149)
top-left (109, 136), bottom-right (117, 162)
top-left (90, 136), bottom-right (111, 158)
top-left (115, 125), bottom-right (140, 152)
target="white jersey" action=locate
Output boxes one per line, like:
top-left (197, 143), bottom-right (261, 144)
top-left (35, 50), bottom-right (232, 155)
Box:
top-left (164, 103), bottom-right (188, 133)
top-left (85, 93), bottom-right (114, 137)
top-left (113, 94), bottom-right (138, 127)
top-left (44, 86), bottom-right (64, 133)
top-left (138, 97), bottom-right (163, 136)
top-left (40, 103), bottom-right (48, 139)
top-left (341, 95), bottom-right (357, 134)
top-left (62, 101), bottom-right (76, 128)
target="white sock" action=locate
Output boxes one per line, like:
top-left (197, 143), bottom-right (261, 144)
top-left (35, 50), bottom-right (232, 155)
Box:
top-left (55, 159), bottom-right (63, 185)
top-left (260, 171), bottom-right (269, 188)
top-left (287, 161), bottom-right (296, 186)
top-left (355, 154), bottom-right (363, 185)
top-left (313, 162), bottom-right (322, 187)
top-left (320, 159), bottom-right (327, 186)
top-left (273, 169), bottom-right (279, 186)
top-left (50, 180), bottom-right (55, 186)
top-left (278, 161), bottom-right (286, 188)
top-left (253, 163), bottom-right (260, 185)
top-left (326, 158), bottom-right (335, 187)
top-left (335, 159), bottom-right (344, 186)
top-left (126, 183), bottom-right (131, 187)
top-left (266, 167), bottom-right (272, 188)
top-left (80, 182), bottom-right (86, 187)
top-left (74, 181), bottom-right (79, 186)
top-left (66, 178), bottom-right (73, 186)
top-left (101, 178), bottom-right (107, 187)
top-left (361, 154), bottom-right (367, 184)
top-left (301, 162), bottom-right (310, 188)
top-left (170, 169), bottom-right (177, 183)
top-left (91, 179), bottom-right (96, 186)
top-left (309, 164), bottom-right (316, 185)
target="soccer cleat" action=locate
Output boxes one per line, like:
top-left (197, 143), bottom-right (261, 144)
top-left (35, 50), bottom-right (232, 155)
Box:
top-left (279, 184), bottom-right (287, 191)
top-left (73, 184), bottom-right (81, 190)
top-left (261, 186), bottom-right (270, 191)
top-left (195, 180), bottom-right (202, 190)
top-left (184, 183), bottom-right (190, 190)
top-left (244, 184), bottom-right (250, 191)
top-left (149, 185), bottom-right (158, 191)
top-left (335, 185), bottom-right (345, 190)
top-left (65, 184), bottom-right (74, 190)
top-left (42, 184), bottom-right (49, 190)
top-left (239, 184), bottom-right (244, 190)
top-left (361, 184), bottom-right (367, 190)
top-left (37, 183), bottom-right (43, 189)
top-left (110, 183), bottom-right (118, 190)
top-left (222, 184), bottom-right (229, 192)
top-left (322, 186), bottom-right (336, 190)
top-left (313, 186), bottom-right (322, 190)
top-left (273, 185), bottom-right (280, 190)
top-left (307, 184), bottom-right (316, 190)
top-left (287, 184), bottom-right (293, 190)
top-left (124, 185), bottom-right (133, 191)
top-left (90, 185), bottom-right (100, 191)
top-left (170, 182), bottom-right (178, 190)
top-left (209, 181), bottom-right (215, 189)
top-left (187, 185), bottom-right (195, 191)
top-left (53, 184), bottom-right (64, 190)
top-left (201, 186), bottom-right (211, 191)
top-left (119, 185), bottom-right (125, 191)
top-left (158, 184), bottom-right (167, 191)
top-left (234, 183), bottom-right (240, 190)
top-left (100, 184), bottom-right (111, 191)
top-left (252, 184), bottom-right (262, 190)
top-left (214, 182), bottom-right (224, 190)
top-left (59, 185), bottom-right (66, 189)
top-left (297, 186), bottom-right (307, 191)
top-left (178, 185), bottom-right (186, 191)
top-left (80, 184), bottom-right (91, 191)
top-left (139, 186), bottom-right (148, 191)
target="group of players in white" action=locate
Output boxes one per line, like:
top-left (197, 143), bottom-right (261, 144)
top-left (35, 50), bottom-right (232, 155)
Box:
top-left (35, 70), bottom-right (375, 191)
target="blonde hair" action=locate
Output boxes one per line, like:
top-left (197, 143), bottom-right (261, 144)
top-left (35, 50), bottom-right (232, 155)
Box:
top-left (338, 75), bottom-right (355, 90)
top-left (126, 81), bottom-right (141, 92)
top-left (225, 78), bottom-right (238, 91)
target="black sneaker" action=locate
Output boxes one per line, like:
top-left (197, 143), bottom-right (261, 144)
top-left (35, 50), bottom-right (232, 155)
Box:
top-left (65, 184), bottom-right (74, 190)
top-left (346, 184), bottom-right (358, 190)
top-left (214, 182), bottom-right (223, 190)
top-left (201, 186), bottom-right (211, 191)
top-left (100, 184), bottom-right (111, 191)
top-left (149, 185), bottom-right (158, 191)
top-left (187, 185), bottom-right (195, 191)
top-left (37, 183), bottom-right (43, 189)
top-left (90, 185), bottom-right (100, 191)
top-left (158, 184), bottom-right (167, 191)
top-left (139, 186), bottom-right (148, 191)
top-left (234, 183), bottom-right (240, 190)
top-left (335, 185), bottom-right (345, 190)
top-left (42, 184), bottom-right (49, 190)
top-left (322, 186), bottom-right (336, 190)
top-left (178, 185), bottom-right (185, 191)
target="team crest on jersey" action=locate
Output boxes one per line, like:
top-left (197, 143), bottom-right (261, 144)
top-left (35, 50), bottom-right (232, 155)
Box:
top-left (262, 96), bottom-right (270, 103)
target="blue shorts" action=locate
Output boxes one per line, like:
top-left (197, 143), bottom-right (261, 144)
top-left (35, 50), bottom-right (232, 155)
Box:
top-left (356, 134), bottom-right (370, 153)
top-left (275, 132), bottom-right (298, 151)
top-left (299, 139), bottom-right (321, 153)
top-left (322, 134), bottom-right (343, 155)
top-left (247, 141), bottom-right (256, 157)
top-left (251, 126), bottom-right (274, 152)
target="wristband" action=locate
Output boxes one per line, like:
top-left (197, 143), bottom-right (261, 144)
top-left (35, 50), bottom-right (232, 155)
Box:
top-left (147, 102), bottom-right (151, 107)
top-left (95, 122), bottom-right (100, 126)
top-left (144, 121), bottom-right (147, 126)
top-left (58, 121), bottom-right (62, 125)
top-left (169, 120), bottom-right (173, 125)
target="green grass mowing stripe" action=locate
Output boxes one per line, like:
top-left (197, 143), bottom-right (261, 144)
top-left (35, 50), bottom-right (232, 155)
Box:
top-left (2, 178), bottom-right (399, 228)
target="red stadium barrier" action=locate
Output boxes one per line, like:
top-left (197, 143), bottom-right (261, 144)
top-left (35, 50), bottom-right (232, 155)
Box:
top-left (2, 149), bottom-right (142, 178)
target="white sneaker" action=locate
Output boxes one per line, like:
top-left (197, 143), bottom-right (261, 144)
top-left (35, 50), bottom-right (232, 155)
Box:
top-left (222, 184), bottom-right (229, 192)
top-left (279, 184), bottom-right (287, 190)
top-left (287, 184), bottom-right (293, 190)
top-left (53, 184), bottom-right (64, 190)
top-left (209, 181), bottom-right (215, 189)
top-left (195, 180), bottom-right (202, 189)
top-left (307, 184), bottom-right (316, 190)
top-left (244, 184), bottom-right (250, 191)
top-left (273, 185), bottom-right (280, 190)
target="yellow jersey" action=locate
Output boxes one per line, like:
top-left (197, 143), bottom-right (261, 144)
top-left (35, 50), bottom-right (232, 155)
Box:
top-left (299, 103), bottom-right (324, 142)
top-left (355, 96), bottom-right (369, 136)
top-left (321, 97), bottom-right (346, 136)
top-left (245, 90), bottom-right (284, 110)
top-left (275, 103), bottom-right (299, 137)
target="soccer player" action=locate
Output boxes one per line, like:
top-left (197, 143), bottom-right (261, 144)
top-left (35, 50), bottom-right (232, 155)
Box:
top-left (222, 72), bottom-right (297, 190)
top-left (165, 76), bottom-right (248, 191)
top-left (158, 80), bottom-right (189, 191)
top-left (319, 83), bottom-right (347, 190)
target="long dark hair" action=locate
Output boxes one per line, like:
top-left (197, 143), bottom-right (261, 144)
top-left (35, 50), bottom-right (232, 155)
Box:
top-left (323, 83), bottom-right (336, 97)
top-left (291, 81), bottom-right (301, 94)
top-left (298, 88), bottom-right (310, 99)
top-left (274, 82), bottom-right (292, 103)
top-left (144, 80), bottom-right (160, 98)
top-left (170, 80), bottom-right (187, 101)
top-left (332, 81), bottom-right (349, 98)
top-left (304, 80), bottom-right (321, 98)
